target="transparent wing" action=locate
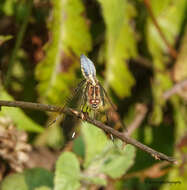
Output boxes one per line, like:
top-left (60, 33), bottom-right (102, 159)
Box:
top-left (47, 79), bottom-right (86, 127)
top-left (47, 79), bottom-right (87, 139)
top-left (66, 79), bottom-right (87, 109)
top-left (61, 79), bottom-right (87, 139)
top-left (98, 83), bottom-right (126, 132)
top-left (98, 82), bottom-right (117, 111)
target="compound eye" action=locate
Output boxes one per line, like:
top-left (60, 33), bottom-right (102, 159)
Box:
top-left (91, 99), bottom-right (95, 104)
top-left (95, 99), bottom-right (100, 103)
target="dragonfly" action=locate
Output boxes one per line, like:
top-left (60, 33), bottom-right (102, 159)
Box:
top-left (78, 54), bottom-right (115, 112)
top-left (65, 54), bottom-right (118, 125)
top-left (48, 54), bottom-right (122, 139)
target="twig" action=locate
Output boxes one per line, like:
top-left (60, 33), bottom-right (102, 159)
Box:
top-left (163, 79), bottom-right (187, 100)
top-left (126, 103), bottom-right (148, 136)
top-left (143, 0), bottom-right (177, 59)
top-left (0, 100), bottom-right (176, 163)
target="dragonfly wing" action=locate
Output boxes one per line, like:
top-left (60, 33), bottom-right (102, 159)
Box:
top-left (47, 79), bottom-right (86, 127)
top-left (62, 79), bottom-right (88, 139)
top-left (98, 82), bottom-right (116, 111)
top-left (98, 83), bottom-right (126, 132)
top-left (66, 79), bottom-right (86, 109)
top-left (58, 79), bottom-right (87, 140)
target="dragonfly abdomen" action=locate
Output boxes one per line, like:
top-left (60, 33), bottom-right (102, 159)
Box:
top-left (80, 54), bottom-right (97, 85)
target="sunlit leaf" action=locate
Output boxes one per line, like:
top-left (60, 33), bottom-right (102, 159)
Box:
top-left (54, 152), bottom-right (80, 190)
top-left (146, 0), bottom-right (186, 124)
top-left (0, 35), bottom-right (13, 45)
top-left (81, 122), bottom-right (108, 167)
top-left (0, 168), bottom-right (54, 190)
top-left (100, 143), bottom-right (135, 178)
top-left (174, 28), bottom-right (187, 81)
top-left (35, 0), bottom-right (92, 105)
top-left (34, 187), bottom-right (51, 190)
top-left (160, 160), bottom-right (187, 190)
top-left (173, 27), bottom-right (187, 100)
top-left (1, 0), bottom-right (16, 16)
top-left (0, 87), bottom-right (43, 133)
top-left (34, 124), bottom-right (64, 149)
top-left (80, 175), bottom-right (107, 186)
top-left (147, 0), bottom-right (186, 56)
top-left (97, 0), bottom-right (137, 98)
top-left (82, 123), bottom-right (136, 179)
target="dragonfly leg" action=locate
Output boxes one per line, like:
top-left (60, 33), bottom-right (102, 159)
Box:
top-left (46, 112), bottom-right (63, 127)
top-left (110, 134), bottom-right (114, 141)
top-left (72, 131), bottom-right (76, 138)
top-left (104, 110), bottom-right (114, 142)
top-left (99, 83), bottom-right (127, 132)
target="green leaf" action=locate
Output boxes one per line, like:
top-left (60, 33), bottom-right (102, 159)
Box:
top-left (146, 0), bottom-right (187, 124)
top-left (73, 136), bottom-right (85, 158)
top-left (147, 0), bottom-right (186, 56)
top-left (81, 122), bottom-right (108, 167)
top-left (34, 187), bottom-right (51, 190)
top-left (1, 0), bottom-right (16, 16)
top-left (0, 87), bottom-right (43, 133)
top-left (60, 0), bottom-right (92, 55)
top-left (46, 124), bottom-right (64, 149)
top-left (0, 35), bottom-right (13, 45)
top-left (172, 97), bottom-right (187, 138)
top-left (0, 168), bottom-right (54, 190)
top-left (34, 124), bottom-right (64, 148)
top-left (100, 143), bottom-right (136, 178)
top-left (160, 163), bottom-right (187, 190)
top-left (173, 27), bottom-right (187, 99)
top-left (35, 0), bottom-right (92, 105)
top-left (97, 0), bottom-right (137, 98)
top-left (54, 152), bottom-right (81, 190)
top-left (82, 123), bottom-right (135, 179)
top-left (80, 175), bottom-right (107, 186)
top-left (0, 173), bottom-right (27, 190)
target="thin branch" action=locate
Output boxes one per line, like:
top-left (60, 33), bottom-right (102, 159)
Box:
top-left (0, 100), bottom-right (176, 163)
top-left (143, 0), bottom-right (177, 59)
top-left (163, 79), bottom-right (187, 100)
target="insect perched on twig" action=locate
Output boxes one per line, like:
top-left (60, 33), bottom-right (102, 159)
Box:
top-left (48, 54), bottom-right (123, 139)
top-left (78, 54), bottom-right (116, 114)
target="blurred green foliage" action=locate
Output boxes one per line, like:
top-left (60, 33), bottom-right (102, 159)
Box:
top-left (0, 0), bottom-right (187, 189)
top-left (35, 0), bottom-right (92, 104)
top-left (0, 168), bottom-right (54, 190)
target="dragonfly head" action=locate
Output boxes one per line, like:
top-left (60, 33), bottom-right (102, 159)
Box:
top-left (87, 82), bottom-right (103, 110)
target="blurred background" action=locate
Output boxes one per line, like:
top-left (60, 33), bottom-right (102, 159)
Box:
top-left (0, 0), bottom-right (187, 189)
